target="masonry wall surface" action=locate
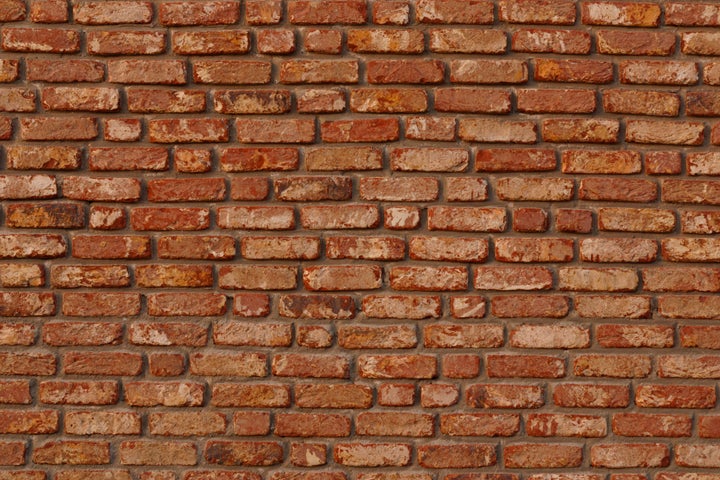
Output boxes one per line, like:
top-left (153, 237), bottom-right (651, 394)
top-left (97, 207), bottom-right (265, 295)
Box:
top-left (1, 0), bottom-right (720, 477)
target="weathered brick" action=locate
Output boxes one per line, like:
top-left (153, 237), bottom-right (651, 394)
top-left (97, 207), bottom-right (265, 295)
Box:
top-left (527, 414), bottom-right (606, 437)
top-left (636, 384), bottom-right (716, 409)
top-left (512, 28), bottom-right (591, 54)
top-left (193, 60), bottom-right (272, 84)
top-left (451, 59), bottom-right (528, 84)
top-left (620, 60), bottom-right (699, 85)
top-left (120, 441), bottom-right (197, 466)
top-left (159, 1), bottom-right (239, 25)
top-left (459, 119), bottom-right (537, 143)
top-left (425, 324), bottom-right (503, 349)
top-left (334, 443), bottom-right (411, 467)
top-left (2, 27), bottom-right (79, 52)
top-left (535, 59), bottom-right (613, 84)
top-left (510, 325), bottom-right (589, 349)
top-left (505, 444), bottom-right (582, 469)
top-left (467, 384), bottom-right (545, 409)
top-left (487, 354), bottom-right (566, 378)
top-left (597, 324), bottom-right (674, 348)
top-left (147, 293), bottom-right (227, 317)
top-left (576, 295), bottom-right (651, 318)
top-left (418, 443), bottom-right (496, 468)
top-left (590, 443), bottom-right (669, 468)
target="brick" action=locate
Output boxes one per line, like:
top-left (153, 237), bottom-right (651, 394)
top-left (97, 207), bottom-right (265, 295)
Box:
top-left (62, 292), bottom-right (139, 317)
top-left (389, 266), bottom-right (467, 291)
top-left (474, 266), bottom-right (552, 290)
top-left (125, 381), bottom-right (204, 407)
top-left (451, 59), bottom-right (528, 84)
top-left (217, 206), bottom-right (294, 230)
top-left (334, 443), bottom-right (411, 467)
top-left (272, 353), bottom-right (349, 378)
top-left (681, 326), bottom-right (720, 349)
top-left (435, 88), bottom-right (511, 114)
top-left (576, 295), bottom-right (651, 318)
top-left (159, 1), bottom-right (238, 25)
top-left (574, 354), bottom-right (651, 378)
top-left (553, 383), bottom-right (630, 408)
top-left (512, 29), bottom-right (591, 54)
top-left (280, 60), bottom-right (358, 84)
top-left (295, 384), bottom-right (372, 409)
top-left (497, 177), bottom-right (574, 201)
top-left (687, 152), bottom-right (720, 175)
top-left (221, 148), bottom-right (298, 172)
top-left (211, 383), bottom-right (289, 408)
top-left (64, 351), bottom-right (141, 376)
top-left (32, 440), bottom-right (110, 465)
top-left (148, 353), bottom-right (185, 376)
top-left (495, 238), bottom-right (573, 263)
top-left (612, 413), bottom-right (691, 437)
top-left (21, 117), bottom-right (97, 141)
top-left (646, 151), bottom-right (682, 175)
top-left (241, 237), bottom-right (319, 260)
top-left (357, 412), bottom-right (433, 437)
top-left (487, 354), bottom-right (565, 378)
top-left (297, 88), bottom-right (346, 112)
top-left (148, 178), bottom-right (225, 203)
top-left (27, 59), bottom-right (103, 82)
top-left (72, 235), bottom-right (150, 259)
top-left (559, 267), bottom-right (638, 292)
top-left (597, 324), bottom-right (674, 348)
top-left (350, 88), bottom-right (427, 113)
top-left (627, 120), bottom-right (704, 145)
top-left (193, 60), bottom-right (271, 84)
top-left (300, 205), bottom-right (379, 229)
top-left (603, 89), bottom-right (680, 116)
top-left (130, 207), bottom-right (210, 231)
top-left (348, 29), bottom-right (423, 54)
top-left (63, 177), bottom-right (140, 203)
top-left (325, 236), bottom-right (404, 261)
top-left (620, 60), bottom-right (699, 85)
top-left (0, 441), bottom-right (24, 465)
top-left (42, 322), bottom-right (122, 346)
top-left (127, 89), bottom-right (205, 114)
top-left (108, 60), bottom-right (185, 85)
top-left (157, 235), bottom-right (235, 260)
top-left (189, 352), bottom-right (266, 378)
top-left (499, 0), bottom-right (575, 24)
top-left (449, 296), bottom-right (487, 318)
top-left (667, 2), bottom-right (720, 26)
top-left (505, 444), bottom-right (582, 468)
top-left (535, 59), bottom-right (613, 84)
top-left (598, 207), bottom-right (676, 232)
top-left (289, 0), bottom-right (366, 24)
top-left (417, 0), bottom-right (493, 23)
top-left (0, 352), bottom-right (55, 375)
top-left (149, 119), bottom-right (228, 143)
top-left (512, 208), bottom-right (548, 232)
top-left (275, 413), bottom-right (350, 437)
top-left (476, 149), bottom-right (556, 172)
top-left (518, 88), bottom-right (595, 114)
top-left (290, 444), bottom-right (327, 466)
top-left (467, 384), bottom-right (544, 409)
top-left (303, 265), bottom-right (381, 291)
top-left (174, 148), bottom-right (212, 173)
top-left (279, 294), bottom-right (355, 319)
top-left (410, 236), bottom-right (487, 263)
top-left (378, 383), bottom-right (415, 406)
top-left (428, 207), bottom-right (506, 232)
top-left (527, 414), bottom-right (606, 437)
top-left (636, 384), bottom-right (716, 409)
top-left (658, 355), bottom-right (720, 378)
top-left (459, 119), bottom-right (537, 143)
top-left (147, 293), bottom-right (227, 316)
top-left (580, 238), bottom-right (657, 263)
top-left (214, 90), bottom-right (290, 115)
top-left (275, 176), bottom-right (351, 201)
top-left (582, 2), bottom-right (660, 26)
top-left (359, 354), bottom-right (436, 379)
top-left (510, 325), bottom-right (589, 349)
top-left (384, 206), bottom-right (421, 230)
top-left (73, 1), bottom-right (152, 24)
top-left (0, 175), bottom-right (56, 200)
top-left (424, 324), bottom-right (503, 348)
top-left (104, 119), bottom-right (141, 142)
top-left (65, 411), bottom-right (141, 435)
top-left (213, 321), bottom-right (291, 347)
top-left (233, 411), bottom-right (270, 436)
top-left (643, 267), bottom-right (720, 292)
top-left (257, 29), bottom-right (295, 54)
top-left (0, 88), bottom-right (36, 112)
top-left (373, 1), bottom-right (409, 25)
top-left (543, 118), bottom-right (619, 143)
top-left (362, 295), bottom-right (441, 319)
top-left (173, 31), bottom-right (248, 55)
top-left (120, 441), bottom-right (197, 466)
top-left (421, 383), bottom-right (460, 407)
top-left (0, 410), bottom-right (58, 433)
top-left (561, 150), bottom-right (641, 174)
top-left (87, 30), bottom-right (164, 55)
top-left (129, 322), bottom-right (207, 347)
top-left (89, 147), bottom-right (168, 171)
top-left (136, 264), bottom-right (213, 288)
top-left (445, 177), bottom-right (488, 201)
top-left (0, 0), bottom-right (25, 21)
top-left (681, 211), bottom-right (720, 233)
top-left (2, 27), bottom-right (79, 52)
top-left (430, 29), bottom-right (505, 53)
top-left (418, 444), bottom-right (496, 468)
top-left (676, 444), bottom-right (720, 468)
top-left (0, 325), bottom-right (35, 347)
top-left (683, 32), bottom-right (720, 56)
top-left (598, 30), bottom-right (675, 56)
top-left (236, 119), bottom-right (313, 144)
top-left (367, 59), bottom-right (444, 84)
top-left (40, 380), bottom-right (118, 405)
top-left (491, 295), bottom-right (570, 318)
top-left (591, 443), bottom-right (669, 468)
top-left (149, 412), bottom-right (226, 437)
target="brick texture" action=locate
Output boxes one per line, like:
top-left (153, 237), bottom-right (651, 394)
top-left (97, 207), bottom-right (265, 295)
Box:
top-left (0, 0), bottom-right (718, 476)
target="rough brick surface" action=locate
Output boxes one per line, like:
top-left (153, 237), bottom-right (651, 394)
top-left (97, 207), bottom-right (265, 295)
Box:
top-left (0, 0), bottom-right (718, 476)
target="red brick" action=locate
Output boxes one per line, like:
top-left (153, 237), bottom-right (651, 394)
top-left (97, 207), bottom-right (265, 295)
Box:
top-left (495, 238), bottom-right (573, 263)
top-left (303, 29), bottom-right (343, 54)
top-left (348, 28), bottom-right (423, 53)
top-left (0, 88), bottom-right (36, 112)
top-left (409, 236), bottom-right (487, 263)
top-left (0, 410), bottom-right (58, 433)
top-left (0, 175), bottom-right (56, 200)
top-left (416, 0), bottom-right (493, 23)
top-left (21, 117), bottom-right (97, 141)
top-left (474, 266), bottom-right (551, 291)
top-left (272, 353), bottom-right (348, 378)
top-left (65, 411), bottom-right (141, 436)
top-left (505, 443), bottom-right (582, 468)
top-left (350, 88), bottom-right (427, 113)
top-left (459, 119), bottom-right (537, 143)
top-left (189, 352), bottom-right (266, 378)
top-left (0, 0), bottom-right (25, 21)
top-left (527, 414), bottom-right (606, 437)
top-left (73, 1), bottom-right (151, 24)
top-left (0, 352), bottom-right (55, 375)
top-left (175, 148), bottom-right (211, 172)
top-left (193, 60), bottom-right (271, 84)
top-left (510, 324), bottom-right (589, 349)
top-left (598, 207), bottom-right (676, 232)
top-left (582, 2), bottom-right (660, 26)
top-left (543, 118), bottom-right (619, 143)
top-left (26, 59), bottom-right (102, 82)
top-left (491, 294), bottom-right (570, 318)
top-left (597, 324), bottom-right (674, 348)
top-left (627, 120), bottom-right (704, 145)
top-left (512, 28), bottom-right (591, 54)
top-left (279, 294), bottom-right (355, 319)
top-left (233, 293), bottom-right (271, 318)
top-left (334, 443), bottom-right (411, 467)
top-left (612, 413), bottom-right (691, 437)
top-left (297, 88), bottom-right (346, 112)
top-left (636, 384), bottom-right (716, 409)
top-left (159, 1), bottom-right (238, 25)
top-left (418, 443), bottom-right (496, 468)
top-left (214, 90), bottom-right (291, 115)
top-left (487, 354), bottom-right (565, 378)
top-left (127, 89), bottom-right (205, 114)
top-left (125, 381), bottom-right (204, 407)
top-left (295, 384), bottom-right (372, 409)
top-left (518, 89), bottom-right (595, 114)
top-left (603, 89), bottom-right (680, 116)
top-left (173, 30), bottom-right (248, 55)
top-left (0, 323), bottom-right (35, 347)
top-left (580, 238), bottom-right (657, 263)
top-left (500, 0), bottom-right (576, 24)
top-left (646, 151), bottom-right (682, 175)
top-left (682, 32), bottom-right (720, 56)
top-left (367, 59), bottom-right (444, 84)
top-left (221, 148), bottom-right (298, 172)
top-left (576, 295), bottom-right (651, 318)
top-left (362, 295), bottom-right (441, 319)
top-left (217, 206), bottom-right (294, 230)
top-left (300, 205), bottom-right (379, 229)
top-left (359, 354), bottom-right (436, 379)
top-left (280, 60), bottom-right (358, 84)
top-left (590, 444), bottom-right (669, 468)
top-left (357, 412), bottom-right (434, 437)
top-left (389, 266), bottom-right (467, 291)
top-left (384, 206), bottom-right (421, 230)
top-left (290, 443), bottom-right (327, 467)
top-left (136, 264), bottom-right (213, 288)
top-left (476, 149), bottom-right (556, 172)
top-left (147, 293), bottom-right (227, 316)
top-left (64, 351), bottom-right (141, 376)
top-left (157, 235), bottom-right (234, 260)
top-left (425, 324), bottom-right (503, 349)
top-left (87, 30), bottom-right (164, 55)
top-left (664, 238), bottom-right (720, 262)
top-left (553, 383), bottom-right (630, 408)
top-left (128, 322), bottom-right (207, 347)
top-left (2, 27), bottom-right (79, 52)
top-left (373, 1), bottom-right (409, 25)
top-left (278, 413), bottom-right (351, 437)
top-left (667, 2), bottom-right (720, 26)
top-left (559, 267), bottom-right (638, 292)
top-left (467, 384), bottom-right (545, 409)
top-left (378, 383), bottom-right (415, 406)
top-left (535, 59), bottom-right (613, 83)
top-left (598, 30), bottom-right (674, 56)
top-left (108, 60), bottom-right (186, 85)
top-left (40, 380), bottom-right (118, 405)
top-left (451, 59), bottom-right (528, 84)
top-left (213, 321), bottom-right (291, 347)
top-left (420, 383), bottom-right (460, 407)
top-left (62, 292), bottom-right (139, 317)
top-left (0, 292), bottom-right (55, 316)
top-left (148, 353), bottom-right (185, 377)
top-left (289, 0), bottom-right (366, 24)
top-left (0, 380), bottom-right (31, 404)
top-left (358, 178), bottom-right (437, 203)
top-left (430, 29), bottom-right (505, 53)
top-left (72, 235), bottom-right (150, 259)
top-left (574, 354), bottom-right (651, 378)
top-left (244, 0), bottom-right (281, 24)
top-left (32, 440), bottom-right (110, 465)
top-left (89, 147), bottom-right (168, 171)
top-left (104, 119), bottom-right (141, 142)
top-left (148, 412), bottom-right (226, 437)
top-left (233, 411), bottom-right (270, 436)
top-left (435, 88), bottom-right (511, 113)
top-left (449, 296), bottom-right (486, 319)
top-left (149, 119), bottom-right (227, 143)
top-left (120, 441), bottom-right (197, 466)
top-left (42, 322), bottom-right (122, 346)
top-left (236, 119), bottom-right (313, 144)
top-left (211, 383), bottom-right (289, 408)
top-left (620, 60), bottom-right (699, 85)
top-left (497, 177), bottom-right (574, 201)
top-left (0, 441), bottom-right (24, 465)
top-left (241, 236), bottom-right (319, 260)
top-left (428, 206), bottom-right (506, 232)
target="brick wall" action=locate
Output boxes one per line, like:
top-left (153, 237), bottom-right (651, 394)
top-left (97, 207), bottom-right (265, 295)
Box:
top-left (1, 0), bottom-right (720, 477)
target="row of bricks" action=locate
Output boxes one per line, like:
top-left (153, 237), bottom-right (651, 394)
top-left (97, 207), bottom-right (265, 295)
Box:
top-left (4, 116), bottom-right (720, 145)
top-left (4, 27), bottom-right (720, 57)
top-left (3, 290), bottom-right (720, 318)
top-left (5, 0), bottom-right (720, 29)
top-left (5, 319), bottom-right (720, 349)
top-left (7, 87), bottom-right (720, 118)
top-left (2, 438), bottom-right (720, 469)
top-left (5, 58), bottom-right (720, 86)
top-left (1, 204), bottom-right (719, 233)
top-left (0, 145), bottom-right (702, 175)
top-left (0, 375), bottom-right (718, 407)
top-left (3, 175), bottom-right (720, 204)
